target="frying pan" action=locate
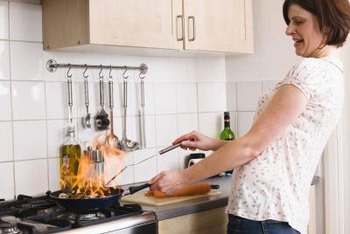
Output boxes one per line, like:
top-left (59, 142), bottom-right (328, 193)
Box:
top-left (47, 183), bottom-right (150, 211)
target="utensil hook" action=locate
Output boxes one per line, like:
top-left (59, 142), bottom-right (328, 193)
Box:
top-left (66, 64), bottom-right (72, 78)
top-left (99, 65), bottom-right (104, 79)
top-left (83, 64), bottom-right (89, 78)
top-left (139, 70), bottom-right (146, 80)
top-left (123, 66), bottom-right (129, 80)
top-left (109, 65), bottom-right (113, 79)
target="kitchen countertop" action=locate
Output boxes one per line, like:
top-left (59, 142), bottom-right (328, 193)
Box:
top-left (141, 176), bottom-right (231, 221)
top-left (122, 175), bottom-right (320, 221)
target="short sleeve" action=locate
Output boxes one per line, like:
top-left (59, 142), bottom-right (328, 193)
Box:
top-left (279, 59), bottom-right (324, 100)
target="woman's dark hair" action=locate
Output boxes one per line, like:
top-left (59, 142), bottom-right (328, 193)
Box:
top-left (283, 0), bottom-right (350, 47)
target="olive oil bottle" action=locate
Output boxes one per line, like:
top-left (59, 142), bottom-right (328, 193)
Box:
top-left (59, 126), bottom-right (81, 190)
top-left (219, 112), bottom-right (235, 175)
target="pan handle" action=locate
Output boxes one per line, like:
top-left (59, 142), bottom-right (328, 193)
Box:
top-left (126, 183), bottom-right (150, 195)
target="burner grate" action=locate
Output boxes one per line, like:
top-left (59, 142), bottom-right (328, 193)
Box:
top-left (0, 195), bottom-right (145, 233)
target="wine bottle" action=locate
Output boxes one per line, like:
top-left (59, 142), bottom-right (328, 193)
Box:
top-left (220, 112), bottom-right (235, 175)
top-left (59, 126), bottom-right (81, 190)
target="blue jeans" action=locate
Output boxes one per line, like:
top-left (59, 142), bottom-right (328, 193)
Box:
top-left (227, 214), bottom-right (300, 234)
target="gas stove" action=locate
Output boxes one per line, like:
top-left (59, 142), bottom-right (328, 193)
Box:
top-left (0, 193), bottom-right (157, 234)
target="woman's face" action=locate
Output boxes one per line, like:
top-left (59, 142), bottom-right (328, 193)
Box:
top-left (285, 4), bottom-right (326, 58)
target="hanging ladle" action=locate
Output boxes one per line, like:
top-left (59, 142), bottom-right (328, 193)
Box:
top-left (120, 67), bottom-right (140, 151)
top-left (139, 71), bottom-right (146, 148)
top-left (82, 65), bottom-right (91, 129)
top-left (107, 66), bottom-right (120, 148)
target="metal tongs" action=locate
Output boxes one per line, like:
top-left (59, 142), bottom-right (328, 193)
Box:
top-left (105, 143), bottom-right (181, 186)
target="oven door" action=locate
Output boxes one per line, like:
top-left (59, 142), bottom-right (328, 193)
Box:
top-left (60, 211), bottom-right (157, 234)
top-left (103, 220), bottom-right (157, 234)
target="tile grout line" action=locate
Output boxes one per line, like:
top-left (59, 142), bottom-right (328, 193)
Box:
top-left (43, 44), bottom-right (50, 191)
top-left (7, 0), bottom-right (17, 199)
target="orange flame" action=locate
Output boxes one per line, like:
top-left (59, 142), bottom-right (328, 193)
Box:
top-left (60, 132), bottom-right (125, 198)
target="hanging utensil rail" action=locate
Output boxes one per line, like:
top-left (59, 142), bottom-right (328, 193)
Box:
top-left (46, 59), bottom-right (148, 75)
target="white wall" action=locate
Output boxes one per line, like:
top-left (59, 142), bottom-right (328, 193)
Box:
top-left (341, 42), bottom-right (350, 233)
top-left (226, 0), bottom-right (299, 82)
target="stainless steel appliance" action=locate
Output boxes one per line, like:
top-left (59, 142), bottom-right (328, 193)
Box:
top-left (0, 193), bottom-right (157, 234)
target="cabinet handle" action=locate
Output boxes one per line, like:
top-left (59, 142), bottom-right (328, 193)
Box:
top-left (188, 16), bottom-right (196, 42)
top-left (176, 15), bottom-right (184, 41)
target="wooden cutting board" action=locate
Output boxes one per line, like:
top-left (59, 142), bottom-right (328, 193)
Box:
top-left (121, 189), bottom-right (221, 206)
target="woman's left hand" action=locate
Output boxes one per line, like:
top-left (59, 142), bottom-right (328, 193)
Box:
top-left (149, 170), bottom-right (190, 195)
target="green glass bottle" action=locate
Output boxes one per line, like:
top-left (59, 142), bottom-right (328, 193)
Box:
top-left (220, 112), bottom-right (235, 175)
top-left (59, 126), bottom-right (81, 190)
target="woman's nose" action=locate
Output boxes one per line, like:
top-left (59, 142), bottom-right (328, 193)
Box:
top-left (285, 24), bottom-right (294, 35)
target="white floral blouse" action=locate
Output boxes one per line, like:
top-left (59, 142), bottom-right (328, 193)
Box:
top-left (227, 57), bottom-right (344, 234)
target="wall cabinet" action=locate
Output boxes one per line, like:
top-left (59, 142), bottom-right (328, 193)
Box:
top-left (42, 0), bottom-right (253, 53)
top-left (174, 0), bottom-right (254, 53)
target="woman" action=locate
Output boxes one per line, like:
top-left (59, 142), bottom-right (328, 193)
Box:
top-left (150, 0), bottom-right (350, 233)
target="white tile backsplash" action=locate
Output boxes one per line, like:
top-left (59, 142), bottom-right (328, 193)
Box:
top-left (177, 113), bottom-right (198, 136)
top-left (46, 119), bottom-right (65, 158)
top-left (116, 152), bottom-right (134, 185)
top-left (143, 115), bottom-right (156, 148)
top-left (226, 82), bottom-right (237, 111)
top-left (0, 122), bottom-right (13, 162)
top-left (46, 81), bottom-right (68, 119)
top-left (15, 159), bottom-right (48, 196)
top-left (237, 81), bottom-right (262, 111)
top-left (134, 148), bottom-right (158, 183)
top-left (13, 120), bottom-right (47, 160)
top-left (12, 81), bottom-right (46, 120)
top-left (0, 1), bottom-right (8, 39)
top-left (0, 41), bottom-right (10, 80)
top-left (102, 150), bottom-right (134, 187)
top-left (157, 148), bottom-right (179, 172)
top-left (198, 82), bottom-right (227, 112)
top-left (141, 83), bottom-right (155, 115)
top-left (155, 114), bottom-right (177, 147)
top-left (154, 83), bottom-right (177, 115)
top-left (228, 111), bottom-right (238, 138)
top-left (0, 163), bottom-right (15, 199)
top-left (10, 42), bottom-right (44, 81)
top-left (0, 0), bottom-right (274, 198)
top-left (9, 2), bottom-right (42, 42)
top-left (0, 81), bottom-right (11, 120)
top-left (262, 79), bottom-right (279, 93)
top-left (237, 112), bottom-right (256, 137)
top-left (198, 112), bottom-right (221, 138)
top-left (48, 157), bottom-right (59, 191)
top-left (176, 83), bottom-right (198, 113)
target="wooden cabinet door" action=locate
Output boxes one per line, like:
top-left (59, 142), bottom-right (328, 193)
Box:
top-left (183, 0), bottom-right (253, 53)
top-left (89, 0), bottom-right (177, 50)
top-left (158, 207), bottom-right (227, 234)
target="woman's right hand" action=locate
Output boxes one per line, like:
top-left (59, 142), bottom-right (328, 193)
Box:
top-left (173, 130), bottom-right (223, 151)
